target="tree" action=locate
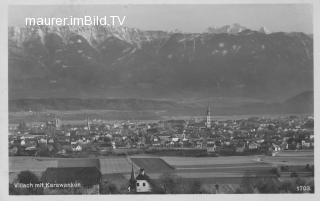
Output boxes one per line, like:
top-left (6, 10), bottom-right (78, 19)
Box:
top-left (17, 170), bottom-right (40, 184)
top-left (10, 171), bottom-right (43, 195)
top-left (100, 182), bottom-right (120, 194)
top-left (156, 172), bottom-right (209, 194)
top-left (189, 180), bottom-right (202, 194)
top-left (18, 121), bottom-right (27, 131)
top-left (36, 144), bottom-right (50, 157)
top-left (214, 184), bottom-right (220, 193)
top-left (254, 177), bottom-right (280, 193)
top-left (158, 172), bottom-right (184, 194)
top-left (237, 170), bottom-right (256, 193)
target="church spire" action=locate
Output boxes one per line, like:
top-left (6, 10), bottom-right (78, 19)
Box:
top-left (128, 163), bottom-right (136, 192)
top-left (206, 105), bottom-right (212, 129)
top-left (130, 163), bottom-right (135, 180)
top-left (86, 115), bottom-right (91, 133)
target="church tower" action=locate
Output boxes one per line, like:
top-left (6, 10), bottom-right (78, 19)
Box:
top-left (206, 105), bottom-right (211, 129)
top-left (128, 163), bottom-right (136, 192)
top-left (86, 116), bottom-right (91, 132)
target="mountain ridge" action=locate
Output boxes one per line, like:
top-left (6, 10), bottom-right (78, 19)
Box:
top-left (9, 24), bottom-right (313, 112)
top-left (9, 90), bottom-right (313, 116)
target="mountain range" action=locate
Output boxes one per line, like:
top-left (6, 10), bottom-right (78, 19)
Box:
top-left (8, 24), bottom-right (313, 114)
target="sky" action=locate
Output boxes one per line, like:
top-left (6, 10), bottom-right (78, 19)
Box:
top-left (8, 4), bottom-right (313, 33)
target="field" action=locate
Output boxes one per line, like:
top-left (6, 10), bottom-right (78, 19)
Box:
top-left (259, 151), bottom-right (314, 166)
top-left (100, 157), bottom-right (136, 174)
top-left (160, 155), bottom-right (264, 166)
top-left (9, 151), bottom-right (314, 188)
top-left (9, 157), bottom-right (58, 172)
top-left (57, 158), bottom-right (100, 169)
top-left (9, 157), bottom-right (58, 182)
top-left (131, 158), bottom-right (174, 173)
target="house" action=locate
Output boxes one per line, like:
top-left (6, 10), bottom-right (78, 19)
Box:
top-left (47, 144), bottom-right (56, 152)
top-left (296, 143), bottom-right (302, 150)
top-left (111, 141), bottom-right (116, 149)
top-left (135, 168), bottom-right (152, 193)
top-left (272, 143), bottom-right (281, 152)
top-left (72, 144), bottom-right (82, 152)
top-left (38, 138), bottom-right (47, 144)
top-left (158, 135), bottom-right (171, 143)
top-left (256, 139), bottom-right (265, 144)
top-left (9, 146), bottom-right (19, 156)
top-left (302, 140), bottom-right (311, 148)
top-left (57, 149), bottom-right (67, 155)
top-left (235, 144), bottom-right (246, 153)
top-left (281, 142), bottom-right (289, 150)
top-left (171, 137), bottom-right (179, 143)
top-left (48, 138), bottom-right (54, 144)
top-left (196, 140), bottom-right (204, 149)
top-left (20, 139), bottom-right (26, 146)
top-left (24, 139), bottom-right (38, 148)
top-left (206, 145), bottom-right (216, 153)
top-left (206, 141), bottom-right (216, 153)
top-left (248, 142), bottom-right (259, 150)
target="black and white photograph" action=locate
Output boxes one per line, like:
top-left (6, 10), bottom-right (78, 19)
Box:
top-left (2, 0), bottom-right (319, 198)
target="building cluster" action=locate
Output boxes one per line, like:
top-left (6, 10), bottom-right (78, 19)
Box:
top-left (9, 108), bottom-right (314, 157)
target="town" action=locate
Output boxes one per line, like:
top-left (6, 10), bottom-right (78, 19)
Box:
top-left (8, 108), bottom-right (314, 158)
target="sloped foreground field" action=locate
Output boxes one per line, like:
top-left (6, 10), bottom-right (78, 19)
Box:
top-left (131, 158), bottom-right (174, 173)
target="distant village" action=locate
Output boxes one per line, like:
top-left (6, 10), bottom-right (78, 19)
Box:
top-left (8, 107), bottom-right (314, 157)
